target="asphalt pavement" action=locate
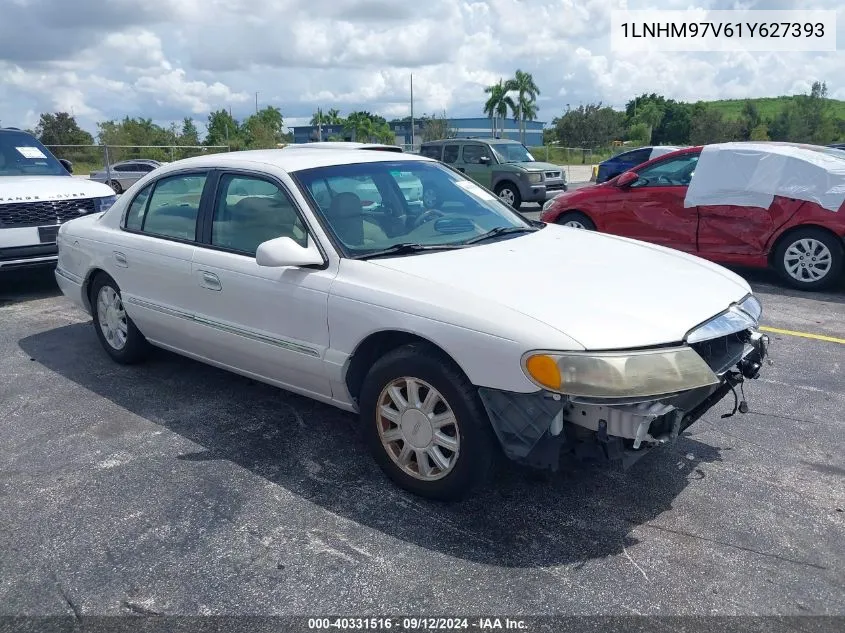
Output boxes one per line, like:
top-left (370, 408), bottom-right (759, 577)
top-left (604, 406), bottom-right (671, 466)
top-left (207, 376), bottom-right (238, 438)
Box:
top-left (1, 255), bottom-right (844, 621)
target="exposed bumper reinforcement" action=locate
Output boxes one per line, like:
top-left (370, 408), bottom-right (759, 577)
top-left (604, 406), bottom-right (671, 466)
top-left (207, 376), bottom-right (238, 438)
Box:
top-left (478, 329), bottom-right (770, 472)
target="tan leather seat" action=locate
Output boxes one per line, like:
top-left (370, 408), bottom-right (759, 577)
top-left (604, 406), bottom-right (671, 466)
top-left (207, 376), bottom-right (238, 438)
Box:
top-left (213, 195), bottom-right (306, 253)
top-left (325, 192), bottom-right (387, 247)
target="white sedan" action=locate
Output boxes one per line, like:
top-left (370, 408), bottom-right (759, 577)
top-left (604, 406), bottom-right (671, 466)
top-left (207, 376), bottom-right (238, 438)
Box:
top-left (54, 148), bottom-right (770, 500)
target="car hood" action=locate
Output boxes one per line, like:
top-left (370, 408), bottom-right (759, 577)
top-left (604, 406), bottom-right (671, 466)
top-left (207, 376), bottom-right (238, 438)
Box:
top-left (367, 225), bottom-right (752, 350)
top-left (519, 161), bottom-right (564, 173)
top-left (0, 175), bottom-right (115, 204)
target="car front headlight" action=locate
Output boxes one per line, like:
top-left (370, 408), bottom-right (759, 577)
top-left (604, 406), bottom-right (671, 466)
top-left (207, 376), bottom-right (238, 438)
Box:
top-left (686, 294), bottom-right (762, 344)
top-left (738, 294), bottom-right (762, 320)
top-left (542, 195), bottom-right (561, 211)
top-left (522, 346), bottom-right (719, 399)
top-left (93, 195), bottom-right (118, 214)
top-left (527, 172), bottom-right (543, 184)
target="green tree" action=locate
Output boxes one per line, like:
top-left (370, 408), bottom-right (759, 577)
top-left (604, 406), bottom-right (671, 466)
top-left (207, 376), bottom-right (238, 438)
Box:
top-left (738, 101), bottom-right (761, 141)
top-left (552, 103), bottom-right (625, 148)
top-left (483, 79), bottom-right (514, 137)
top-left (96, 117), bottom-right (176, 161)
top-left (179, 117), bottom-right (200, 146)
top-left (420, 112), bottom-right (454, 142)
top-left (35, 112), bottom-right (94, 147)
top-left (504, 70), bottom-right (541, 144)
top-left (633, 102), bottom-right (663, 144)
top-left (627, 123), bottom-right (650, 145)
top-left (750, 123), bottom-right (770, 141)
top-left (688, 105), bottom-right (741, 144)
top-left (205, 109), bottom-right (242, 149)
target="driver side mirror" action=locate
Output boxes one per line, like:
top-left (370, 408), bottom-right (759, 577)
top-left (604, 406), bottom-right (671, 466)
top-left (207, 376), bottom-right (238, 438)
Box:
top-left (256, 236), bottom-right (324, 268)
top-left (59, 158), bottom-right (73, 174)
top-left (616, 171), bottom-right (638, 188)
top-left (479, 156), bottom-right (491, 165)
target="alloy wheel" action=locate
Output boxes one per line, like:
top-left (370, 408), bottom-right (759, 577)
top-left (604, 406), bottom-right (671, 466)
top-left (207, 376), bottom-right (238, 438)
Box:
top-left (783, 238), bottom-right (833, 282)
top-left (376, 376), bottom-right (461, 481)
top-left (97, 286), bottom-right (128, 350)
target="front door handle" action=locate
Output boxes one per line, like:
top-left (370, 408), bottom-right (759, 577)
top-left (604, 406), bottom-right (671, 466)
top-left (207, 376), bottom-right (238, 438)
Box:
top-left (199, 271), bottom-right (222, 291)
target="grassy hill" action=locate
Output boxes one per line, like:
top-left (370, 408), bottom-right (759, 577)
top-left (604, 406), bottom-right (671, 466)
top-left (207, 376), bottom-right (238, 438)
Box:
top-left (705, 96), bottom-right (845, 120)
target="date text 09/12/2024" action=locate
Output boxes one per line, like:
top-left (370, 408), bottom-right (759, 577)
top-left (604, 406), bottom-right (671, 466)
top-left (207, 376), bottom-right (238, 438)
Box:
top-left (307, 617), bottom-right (528, 631)
top-left (619, 21), bottom-right (825, 39)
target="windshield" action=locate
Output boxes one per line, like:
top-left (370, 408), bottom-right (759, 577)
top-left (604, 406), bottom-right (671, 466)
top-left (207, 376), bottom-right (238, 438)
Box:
top-left (294, 160), bottom-right (532, 257)
top-left (0, 131), bottom-right (68, 177)
top-left (489, 143), bottom-right (536, 163)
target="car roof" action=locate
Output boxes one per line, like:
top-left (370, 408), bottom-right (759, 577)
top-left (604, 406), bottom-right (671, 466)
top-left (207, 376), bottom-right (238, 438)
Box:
top-left (422, 137), bottom-right (520, 145)
top-left (153, 148), bottom-right (435, 174)
top-left (112, 159), bottom-right (160, 165)
top-left (285, 142), bottom-right (403, 152)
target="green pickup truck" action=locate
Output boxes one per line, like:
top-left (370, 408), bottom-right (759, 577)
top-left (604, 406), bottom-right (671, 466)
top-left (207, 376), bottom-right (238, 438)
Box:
top-left (419, 137), bottom-right (567, 209)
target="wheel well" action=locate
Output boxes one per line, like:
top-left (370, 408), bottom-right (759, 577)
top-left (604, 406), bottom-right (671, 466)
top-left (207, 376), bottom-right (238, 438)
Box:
top-left (82, 268), bottom-right (111, 311)
top-left (494, 180), bottom-right (517, 192)
top-left (344, 331), bottom-right (465, 404)
top-left (555, 209), bottom-right (593, 223)
top-left (768, 224), bottom-right (844, 264)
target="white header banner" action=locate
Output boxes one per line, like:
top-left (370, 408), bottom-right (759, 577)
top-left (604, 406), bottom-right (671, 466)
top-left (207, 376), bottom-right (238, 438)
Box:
top-left (610, 10), bottom-right (837, 52)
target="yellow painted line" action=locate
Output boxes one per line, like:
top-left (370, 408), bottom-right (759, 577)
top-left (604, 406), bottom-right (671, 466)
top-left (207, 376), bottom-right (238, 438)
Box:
top-left (760, 325), bottom-right (845, 345)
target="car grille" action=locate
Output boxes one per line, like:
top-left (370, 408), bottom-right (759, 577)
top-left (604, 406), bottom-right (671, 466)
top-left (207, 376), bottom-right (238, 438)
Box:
top-left (546, 183), bottom-right (566, 191)
top-left (0, 198), bottom-right (97, 228)
top-left (690, 329), bottom-right (751, 375)
top-left (545, 171), bottom-right (561, 179)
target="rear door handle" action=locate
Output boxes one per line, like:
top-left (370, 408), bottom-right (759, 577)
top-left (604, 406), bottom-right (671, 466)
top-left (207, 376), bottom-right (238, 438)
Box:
top-left (199, 271), bottom-right (222, 291)
top-left (113, 251), bottom-right (128, 267)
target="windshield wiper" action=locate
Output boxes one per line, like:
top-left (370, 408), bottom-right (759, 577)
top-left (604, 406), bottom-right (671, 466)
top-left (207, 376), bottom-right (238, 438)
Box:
top-left (352, 242), bottom-right (466, 260)
top-left (463, 226), bottom-right (538, 245)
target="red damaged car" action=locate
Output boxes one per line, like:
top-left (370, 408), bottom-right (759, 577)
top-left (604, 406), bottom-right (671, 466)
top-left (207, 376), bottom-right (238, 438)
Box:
top-left (541, 142), bottom-right (845, 290)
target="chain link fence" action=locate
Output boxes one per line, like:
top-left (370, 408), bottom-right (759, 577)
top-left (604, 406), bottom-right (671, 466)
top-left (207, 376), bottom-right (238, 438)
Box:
top-left (45, 145), bottom-right (230, 179)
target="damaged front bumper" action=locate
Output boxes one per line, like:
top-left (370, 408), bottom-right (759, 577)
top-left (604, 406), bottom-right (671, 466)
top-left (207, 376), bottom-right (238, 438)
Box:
top-left (478, 329), bottom-right (770, 471)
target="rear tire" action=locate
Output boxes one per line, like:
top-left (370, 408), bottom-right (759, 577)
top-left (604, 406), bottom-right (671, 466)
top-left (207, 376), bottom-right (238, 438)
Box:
top-left (359, 343), bottom-right (497, 501)
top-left (555, 211), bottom-right (596, 231)
top-left (772, 227), bottom-right (843, 291)
top-left (89, 274), bottom-right (150, 364)
top-left (495, 182), bottom-right (522, 210)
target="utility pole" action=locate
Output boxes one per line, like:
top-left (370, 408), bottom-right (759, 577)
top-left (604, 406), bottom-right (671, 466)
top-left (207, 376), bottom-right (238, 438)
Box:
top-left (410, 74), bottom-right (414, 149)
top-left (255, 92), bottom-right (259, 114)
top-left (317, 107), bottom-right (322, 142)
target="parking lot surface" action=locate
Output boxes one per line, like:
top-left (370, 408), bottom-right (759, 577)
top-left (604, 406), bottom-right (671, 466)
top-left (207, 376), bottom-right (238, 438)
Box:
top-left (1, 265), bottom-right (843, 620)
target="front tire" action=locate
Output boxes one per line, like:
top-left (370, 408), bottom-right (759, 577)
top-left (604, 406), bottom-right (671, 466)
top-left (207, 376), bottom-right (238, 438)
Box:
top-left (90, 274), bottom-right (150, 364)
top-left (555, 211), bottom-right (596, 230)
top-left (108, 179), bottom-right (123, 194)
top-left (359, 343), bottom-right (497, 501)
top-left (495, 182), bottom-right (522, 209)
top-left (773, 227), bottom-right (844, 291)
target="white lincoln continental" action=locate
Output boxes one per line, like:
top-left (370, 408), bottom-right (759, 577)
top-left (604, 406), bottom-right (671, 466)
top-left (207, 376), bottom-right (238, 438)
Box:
top-left (55, 148), bottom-right (769, 500)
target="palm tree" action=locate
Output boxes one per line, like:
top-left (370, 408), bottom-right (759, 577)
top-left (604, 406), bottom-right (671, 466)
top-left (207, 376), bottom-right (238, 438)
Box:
top-left (326, 108), bottom-right (342, 125)
top-left (504, 70), bottom-right (541, 144)
top-left (483, 80), bottom-right (513, 138)
top-left (343, 111), bottom-right (374, 142)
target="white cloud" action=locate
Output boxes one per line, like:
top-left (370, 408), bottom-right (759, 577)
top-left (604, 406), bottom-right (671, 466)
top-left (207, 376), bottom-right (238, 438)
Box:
top-left (0, 0), bottom-right (842, 136)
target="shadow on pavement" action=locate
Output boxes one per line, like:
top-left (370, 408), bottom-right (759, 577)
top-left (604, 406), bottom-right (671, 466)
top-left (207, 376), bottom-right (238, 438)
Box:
top-left (19, 322), bottom-right (726, 569)
top-left (0, 267), bottom-right (61, 307)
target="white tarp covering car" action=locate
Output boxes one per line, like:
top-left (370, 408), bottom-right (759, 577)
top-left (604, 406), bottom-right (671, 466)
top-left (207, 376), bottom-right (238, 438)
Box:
top-left (684, 142), bottom-right (845, 212)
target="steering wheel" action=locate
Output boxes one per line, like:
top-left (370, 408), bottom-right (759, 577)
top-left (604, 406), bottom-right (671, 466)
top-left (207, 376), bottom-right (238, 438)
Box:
top-left (412, 208), bottom-right (445, 229)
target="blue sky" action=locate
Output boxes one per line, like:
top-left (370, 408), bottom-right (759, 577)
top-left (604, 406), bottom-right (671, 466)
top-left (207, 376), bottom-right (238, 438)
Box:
top-left (0, 0), bottom-right (842, 137)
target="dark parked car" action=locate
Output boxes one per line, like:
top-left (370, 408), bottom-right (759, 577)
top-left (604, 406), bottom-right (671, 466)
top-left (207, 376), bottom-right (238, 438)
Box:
top-left (596, 146), bottom-right (681, 183)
